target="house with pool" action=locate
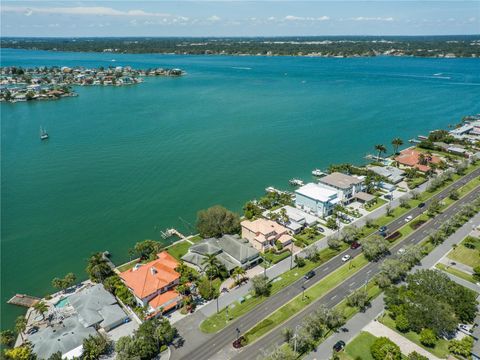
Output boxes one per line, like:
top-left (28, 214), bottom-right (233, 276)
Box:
top-left (119, 251), bottom-right (182, 318)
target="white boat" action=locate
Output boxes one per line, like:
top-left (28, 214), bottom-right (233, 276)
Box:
top-left (312, 169), bottom-right (324, 177)
top-left (40, 127), bottom-right (49, 140)
top-left (265, 186), bottom-right (276, 193)
top-left (289, 179), bottom-right (304, 187)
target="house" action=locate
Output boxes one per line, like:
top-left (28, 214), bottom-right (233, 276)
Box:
top-left (368, 165), bottom-right (405, 184)
top-left (317, 172), bottom-right (365, 204)
top-left (241, 218), bottom-right (293, 252)
top-left (263, 205), bottom-right (318, 233)
top-left (295, 182), bottom-right (340, 217)
top-left (181, 234), bottom-right (260, 272)
top-left (394, 148), bottom-right (441, 172)
top-left (120, 251), bottom-right (182, 316)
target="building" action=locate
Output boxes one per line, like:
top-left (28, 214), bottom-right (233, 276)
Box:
top-left (317, 172), bottom-right (365, 204)
top-left (241, 218), bottom-right (293, 252)
top-left (120, 251), bottom-right (182, 317)
top-left (181, 234), bottom-right (260, 272)
top-left (295, 182), bottom-right (340, 217)
top-left (263, 205), bottom-right (318, 233)
top-left (368, 165), bottom-right (405, 184)
top-left (394, 148), bottom-right (441, 172)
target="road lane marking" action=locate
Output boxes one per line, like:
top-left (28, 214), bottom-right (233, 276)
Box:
top-left (331, 295), bottom-right (337, 300)
top-left (349, 282), bottom-right (356, 287)
top-left (323, 267), bottom-right (329, 272)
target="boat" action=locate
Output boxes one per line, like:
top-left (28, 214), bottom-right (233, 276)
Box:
top-left (40, 127), bottom-right (49, 140)
top-left (289, 179), bottom-right (304, 187)
top-left (312, 169), bottom-right (325, 177)
top-left (265, 186), bottom-right (276, 193)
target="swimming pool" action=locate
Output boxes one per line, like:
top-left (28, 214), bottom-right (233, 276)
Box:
top-left (54, 297), bottom-right (70, 308)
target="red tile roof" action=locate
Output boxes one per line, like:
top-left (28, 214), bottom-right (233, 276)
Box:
top-left (395, 148), bottom-right (440, 172)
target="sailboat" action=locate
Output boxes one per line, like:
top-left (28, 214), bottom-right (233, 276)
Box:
top-left (40, 127), bottom-right (49, 140)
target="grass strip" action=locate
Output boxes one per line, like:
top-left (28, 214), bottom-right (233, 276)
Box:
top-left (435, 263), bottom-right (476, 284)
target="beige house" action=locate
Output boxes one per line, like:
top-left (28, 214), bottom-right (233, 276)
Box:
top-left (240, 218), bottom-right (293, 252)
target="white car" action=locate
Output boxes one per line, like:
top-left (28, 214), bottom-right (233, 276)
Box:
top-left (397, 248), bottom-right (406, 255)
top-left (404, 215), bottom-right (413, 222)
top-left (341, 254), bottom-right (351, 262)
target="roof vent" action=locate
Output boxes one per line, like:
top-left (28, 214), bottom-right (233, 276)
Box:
top-left (150, 267), bottom-right (157, 275)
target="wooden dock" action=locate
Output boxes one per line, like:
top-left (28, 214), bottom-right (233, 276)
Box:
top-left (7, 294), bottom-right (40, 308)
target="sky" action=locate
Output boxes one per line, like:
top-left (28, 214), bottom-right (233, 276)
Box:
top-left (1, 1), bottom-right (479, 37)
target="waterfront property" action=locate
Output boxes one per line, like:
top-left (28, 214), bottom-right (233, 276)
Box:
top-left (262, 205), bottom-right (318, 234)
top-left (119, 251), bottom-right (182, 317)
top-left (295, 182), bottom-right (340, 217)
top-left (181, 234), bottom-right (260, 272)
top-left (317, 172), bottom-right (365, 204)
top-left (394, 148), bottom-right (441, 172)
top-left (27, 283), bottom-right (128, 359)
top-left (241, 218), bottom-right (293, 252)
top-left (368, 165), bottom-right (405, 184)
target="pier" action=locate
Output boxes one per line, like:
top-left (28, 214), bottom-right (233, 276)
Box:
top-left (7, 294), bottom-right (40, 308)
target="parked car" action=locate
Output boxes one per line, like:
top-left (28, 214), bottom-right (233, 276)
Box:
top-left (404, 215), bottom-right (413, 222)
top-left (350, 242), bottom-right (361, 249)
top-left (384, 194), bottom-right (393, 200)
top-left (341, 254), bottom-right (351, 262)
top-left (317, 226), bottom-right (325, 233)
top-left (27, 326), bottom-right (39, 335)
top-left (418, 202), bottom-right (426, 208)
top-left (333, 340), bottom-right (346, 352)
top-left (304, 270), bottom-right (316, 280)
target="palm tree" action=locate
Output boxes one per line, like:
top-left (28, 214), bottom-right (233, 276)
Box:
top-left (418, 153), bottom-right (427, 165)
top-left (15, 316), bottom-right (27, 342)
top-left (391, 138), bottom-right (403, 154)
top-left (279, 208), bottom-right (289, 224)
top-left (201, 254), bottom-right (221, 288)
top-left (85, 252), bottom-right (113, 283)
top-left (34, 301), bottom-right (49, 320)
top-left (374, 144), bottom-right (387, 161)
top-left (232, 267), bottom-right (246, 284)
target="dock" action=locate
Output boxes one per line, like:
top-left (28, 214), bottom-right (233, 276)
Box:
top-left (161, 228), bottom-right (185, 239)
top-left (7, 294), bottom-right (40, 308)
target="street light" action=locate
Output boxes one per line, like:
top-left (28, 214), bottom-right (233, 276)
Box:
top-left (216, 295), bottom-right (219, 314)
top-left (236, 327), bottom-right (240, 341)
top-left (290, 240), bottom-right (294, 269)
top-left (301, 285), bottom-right (306, 301)
top-left (293, 324), bottom-right (302, 353)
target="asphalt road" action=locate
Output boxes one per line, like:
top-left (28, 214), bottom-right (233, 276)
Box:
top-left (173, 167), bottom-right (480, 360)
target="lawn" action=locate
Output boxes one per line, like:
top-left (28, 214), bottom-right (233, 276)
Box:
top-left (365, 198), bottom-right (387, 212)
top-left (435, 263), bottom-right (476, 283)
top-left (447, 236), bottom-right (480, 268)
top-left (294, 231), bottom-right (325, 247)
top-left (166, 240), bottom-right (192, 260)
top-left (261, 250), bottom-right (291, 265)
top-left (188, 235), bottom-right (204, 243)
top-left (380, 313), bottom-right (451, 359)
top-left (344, 331), bottom-right (378, 360)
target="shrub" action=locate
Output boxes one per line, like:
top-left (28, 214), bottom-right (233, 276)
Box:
top-left (407, 352), bottom-right (428, 360)
top-left (385, 231), bottom-right (401, 242)
top-left (251, 275), bottom-right (271, 297)
top-left (410, 220), bottom-right (426, 230)
top-left (419, 328), bottom-right (436, 347)
top-left (294, 255), bottom-right (306, 268)
top-left (395, 314), bottom-right (410, 332)
top-left (448, 336), bottom-right (473, 357)
top-left (370, 337), bottom-right (401, 360)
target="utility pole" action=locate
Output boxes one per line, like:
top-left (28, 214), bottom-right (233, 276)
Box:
top-left (216, 296), bottom-right (219, 314)
top-left (290, 240), bottom-right (294, 269)
top-left (301, 285), bottom-right (306, 301)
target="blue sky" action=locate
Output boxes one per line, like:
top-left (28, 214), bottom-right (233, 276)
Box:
top-left (1, 1), bottom-right (479, 37)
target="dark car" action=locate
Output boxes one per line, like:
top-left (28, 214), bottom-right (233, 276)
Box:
top-left (333, 340), bottom-right (346, 352)
top-left (350, 241), bottom-right (361, 249)
top-left (27, 326), bottom-right (39, 335)
top-left (379, 226), bottom-right (387, 232)
top-left (304, 271), bottom-right (316, 280)
top-left (418, 202), bottom-right (426, 208)
top-left (317, 226), bottom-right (325, 233)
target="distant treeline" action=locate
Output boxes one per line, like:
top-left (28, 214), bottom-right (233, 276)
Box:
top-left (2, 36), bottom-right (480, 57)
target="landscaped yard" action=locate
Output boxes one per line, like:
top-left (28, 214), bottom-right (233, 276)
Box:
top-left (261, 249), bottom-right (291, 265)
top-left (343, 331), bottom-right (378, 360)
top-left (380, 313), bottom-right (451, 359)
top-left (166, 240), bottom-right (192, 260)
top-left (447, 236), bottom-right (480, 268)
top-left (365, 197), bottom-right (387, 211)
top-left (294, 230), bottom-right (324, 247)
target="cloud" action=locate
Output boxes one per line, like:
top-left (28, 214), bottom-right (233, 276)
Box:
top-left (1, 5), bottom-right (171, 17)
top-left (284, 15), bottom-right (330, 21)
top-left (352, 17), bottom-right (394, 22)
top-left (207, 15), bottom-right (221, 22)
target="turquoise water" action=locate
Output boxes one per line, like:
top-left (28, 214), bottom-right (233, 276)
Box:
top-left (1, 49), bottom-right (479, 330)
top-left (54, 297), bottom-right (70, 309)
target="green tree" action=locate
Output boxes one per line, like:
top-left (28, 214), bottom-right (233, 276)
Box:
top-left (370, 337), bottom-right (401, 360)
top-left (427, 198), bottom-right (442, 217)
top-left (449, 189), bottom-right (459, 200)
top-left (326, 217), bottom-right (338, 230)
top-left (196, 205), bottom-right (240, 238)
top-left (15, 315), bottom-right (27, 342)
top-left (419, 329), bottom-right (436, 347)
top-left (374, 144), bottom-right (387, 160)
top-left (201, 253), bottom-right (222, 288)
top-left (251, 275), bottom-right (271, 297)
top-left (327, 236), bottom-right (341, 250)
top-left (47, 352), bottom-right (63, 360)
top-left (294, 255), bottom-right (306, 268)
top-left (4, 344), bottom-right (36, 360)
top-left (391, 138), bottom-right (404, 155)
top-left (341, 225), bottom-right (360, 244)
top-left (407, 352), bottom-right (428, 360)
top-left (360, 235), bottom-right (389, 261)
top-left (86, 252), bottom-right (113, 283)
top-left (473, 266), bottom-right (480, 281)
top-left (395, 314), bottom-right (410, 332)
top-left (232, 267), bottom-right (246, 284)
top-left (51, 272), bottom-right (77, 292)
top-left (243, 201), bottom-right (262, 220)
top-left (0, 329), bottom-right (15, 348)
top-left (82, 334), bottom-right (112, 360)
top-left (448, 336), bottom-right (473, 357)
top-left (33, 301), bottom-right (49, 320)
top-left (133, 240), bottom-right (161, 260)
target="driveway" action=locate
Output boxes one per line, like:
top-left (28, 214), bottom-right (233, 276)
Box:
top-left (363, 321), bottom-right (442, 360)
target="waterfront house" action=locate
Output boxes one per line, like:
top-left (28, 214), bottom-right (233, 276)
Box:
top-left (119, 251), bottom-right (182, 317)
top-left (317, 172), bottom-right (365, 204)
top-left (394, 148), bottom-right (440, 172)
top-left (262, 205), bottom-right (318, 234)
top-left (368, 165), bottom-right (405, 184)
top-left (181, 234), bottom-right (260, 272)
top-left (295, 182), bottom-right (340, 217)
top-left (241, 218), bottom-right (293, 252)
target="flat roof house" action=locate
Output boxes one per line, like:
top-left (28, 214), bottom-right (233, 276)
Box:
top-left (263, 205), bottom-right (318, 233)
top-left (181, 234), bottom-right (260, 272)
top-left (317, 172), bottom-right (365, 204)
top-left (241, 218), bottom-right (293, 252)
top-left (295, 182), bottom-right (339, 218)
top-left (368, 165), bottom-right (405, 184)
top-left (120, 251), bottom-right (182, 317)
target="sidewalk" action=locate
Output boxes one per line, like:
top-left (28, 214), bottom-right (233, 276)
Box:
top-left (363, 321), bottom-right (442, 360)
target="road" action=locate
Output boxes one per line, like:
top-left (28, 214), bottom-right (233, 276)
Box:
top-left (171, 167), bottom-right (480, 360)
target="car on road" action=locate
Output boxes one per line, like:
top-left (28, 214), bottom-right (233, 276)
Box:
top-left (418, 202), bottom-right (425, 208)
top-left (404, 215), bottom-right (413, 222)
top-left (379, 226), bottom-right (387, 233)
top-left (333, 340), bottom-right (346, 352)
top-left (341, 254), bottom-right (351, 262)
top-left (350, 241), bottom-right (361, 249)
top-left (304, 270), bottom-right (316, 280)
top-left (397, 248), bottom-right (406, 255)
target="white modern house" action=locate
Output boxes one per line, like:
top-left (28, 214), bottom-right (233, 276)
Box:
top-left (317, 172), bottom-right (365, 204)
top-left (263, 205), bottom-right (318, 233)
top-left (295, 183), bottom-right (340, 217)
